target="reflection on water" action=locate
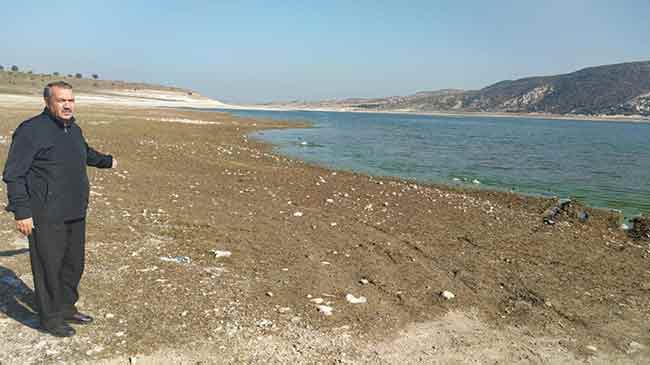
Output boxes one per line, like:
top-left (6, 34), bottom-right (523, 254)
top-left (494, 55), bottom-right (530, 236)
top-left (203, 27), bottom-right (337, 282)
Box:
top-left (221, 109), bottom-right (650, 218)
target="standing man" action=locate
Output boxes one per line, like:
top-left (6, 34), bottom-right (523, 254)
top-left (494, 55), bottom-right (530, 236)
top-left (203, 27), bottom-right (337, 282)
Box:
top-left (3, 81), bottom-right (116, 337)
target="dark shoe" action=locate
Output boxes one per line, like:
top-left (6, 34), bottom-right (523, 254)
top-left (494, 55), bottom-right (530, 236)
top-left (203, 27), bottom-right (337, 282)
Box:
top-left (64, 312), bottom-right (94, 325)
top-left (43, 323), bottom-right (76, 337)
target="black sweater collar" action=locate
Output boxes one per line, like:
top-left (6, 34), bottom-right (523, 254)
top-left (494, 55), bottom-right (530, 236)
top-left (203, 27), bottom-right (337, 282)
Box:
top-left (43, 108), bottom-right (76, 129)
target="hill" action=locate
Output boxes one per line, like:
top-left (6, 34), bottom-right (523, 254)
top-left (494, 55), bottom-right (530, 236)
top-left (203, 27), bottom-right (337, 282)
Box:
top-left (276, 61), bottom-right (650, 117)
top-left (0, 68), bottom-right (228, 108)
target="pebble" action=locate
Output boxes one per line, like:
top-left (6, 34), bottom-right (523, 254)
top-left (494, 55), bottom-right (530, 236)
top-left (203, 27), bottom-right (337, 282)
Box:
top-left (326, 198), bottom-right (334, 203)
top-left (345, 294), bottom-right (367, 304)
top-left (330, 222), bottom-right (338, 227)
top-left (310, 298), bottom-right (324, 304)
top-left (317, 305), bottom-right (333, 316)
top-left (440, 290), bottom-right (455, 300)
top-left (472, 179), bottom-right (481, 184)
top-left (359, 279), bottom-right (369, 285)
top-left (105, 313), bottom-right (115, 319)
top-left (586, 345), bottom-right (598, 352)
top-left (293, 211), bottom-right (303, 217)
top-left (266, 292), bottom-right (274, 297)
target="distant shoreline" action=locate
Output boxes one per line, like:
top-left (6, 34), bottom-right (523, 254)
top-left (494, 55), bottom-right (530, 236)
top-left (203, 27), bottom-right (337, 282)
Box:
top-left (218, 104), bottom-right (650, 123)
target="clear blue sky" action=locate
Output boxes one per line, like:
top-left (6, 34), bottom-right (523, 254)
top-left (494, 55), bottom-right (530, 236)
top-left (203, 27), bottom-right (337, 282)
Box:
top-left (1, 0), bottom-right (648, 103)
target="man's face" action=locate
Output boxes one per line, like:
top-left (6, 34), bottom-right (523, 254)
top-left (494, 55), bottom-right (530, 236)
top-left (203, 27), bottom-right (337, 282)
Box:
top-left (45, 87), bottom-right (75, 121)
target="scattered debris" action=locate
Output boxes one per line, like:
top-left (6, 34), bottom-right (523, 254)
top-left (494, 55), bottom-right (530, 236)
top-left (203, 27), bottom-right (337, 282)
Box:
top-left (627, 341), bottom-right (646, 354)
top-left (628, 215), bottom-right (650, 240)
top-left (543, 199), bottom-right (572, 225)
top-left (257, 319), bottom-right (273, 328)
top-left (211, 250), bottom-right (232, 258)
top-left (317, 305), bottom-right (333, 316)
top-left (440, 290), bottom-right (456, 300)
top-left (345, 293), bottom-right (367, 304)
top-left (159, 255), bottom-right (191, 264)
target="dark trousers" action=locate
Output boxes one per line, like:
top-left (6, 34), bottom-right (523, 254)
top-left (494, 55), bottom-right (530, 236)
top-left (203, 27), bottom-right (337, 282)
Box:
top-left (28, 218), bottom-right (86, 328)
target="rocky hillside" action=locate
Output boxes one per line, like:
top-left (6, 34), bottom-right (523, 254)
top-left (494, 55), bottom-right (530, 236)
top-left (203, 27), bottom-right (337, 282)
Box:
top-left (349, 61), bottom-right (650, 116)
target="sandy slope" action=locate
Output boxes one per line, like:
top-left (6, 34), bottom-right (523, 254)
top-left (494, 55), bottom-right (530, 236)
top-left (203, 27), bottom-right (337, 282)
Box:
top-left (0, 89), bottom-right (231, 109)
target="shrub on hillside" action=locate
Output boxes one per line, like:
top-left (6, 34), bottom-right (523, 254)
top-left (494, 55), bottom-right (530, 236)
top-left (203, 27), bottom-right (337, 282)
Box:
top-left (11, 65), bottom-right (19, 72)
top-left (92, 74), bottom-right (99, 79)
top-left (75, 73), bottom-right (83, 79)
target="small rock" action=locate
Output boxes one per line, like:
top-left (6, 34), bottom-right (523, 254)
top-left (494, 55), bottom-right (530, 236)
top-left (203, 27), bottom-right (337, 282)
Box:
top-left (105, 313), bottom-right (115, 319)
top-left (46, 349), bottom-right (59, 356)
top-left (293, 211), bottom-right (304, 217)
top-left (326, 198), bottom-right (334, 203)
top-left (440, 290), bottom-right (455, 300)
top-left (359, 278), bottom-right (369, 285)
top-left (310, 298), bottom-right (324, 304)
top-left (317, 305), bottom-right (333, 316)
top-left (586, 345), bottom-right (598, 352)
top-left (330, 222), bottom-right (338, 227)
top-left (266, 292), bottom-right (274, 297)
top-left (472, 179), bottom-right (481, 184)
top-left (115, 331), bottom-right (126, 337)
top-left (129, 356), bottom-right (138, 365)
top-left (345, 294), bottom-right (367, 304)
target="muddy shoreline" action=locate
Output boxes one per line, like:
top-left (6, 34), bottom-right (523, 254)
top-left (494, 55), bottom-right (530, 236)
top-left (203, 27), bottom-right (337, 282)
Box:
top-left (0, 104), bottom-right (649, 364)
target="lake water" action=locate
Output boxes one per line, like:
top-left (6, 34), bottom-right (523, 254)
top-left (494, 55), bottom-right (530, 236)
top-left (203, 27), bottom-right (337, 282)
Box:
top-left (219, 109), bottom-right (650, 218)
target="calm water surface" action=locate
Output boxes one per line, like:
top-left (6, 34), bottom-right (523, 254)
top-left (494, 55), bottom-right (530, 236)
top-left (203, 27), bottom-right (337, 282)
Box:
top-left (219, 109), bottom-right (650, 218)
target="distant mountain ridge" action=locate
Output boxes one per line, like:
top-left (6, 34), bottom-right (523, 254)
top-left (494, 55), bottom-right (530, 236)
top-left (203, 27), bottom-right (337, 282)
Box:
top-left (308, 61), bottom-right (650, 117)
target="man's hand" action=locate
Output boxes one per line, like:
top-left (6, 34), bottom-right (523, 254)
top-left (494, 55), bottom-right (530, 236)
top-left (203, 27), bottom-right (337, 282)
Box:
top-left (16, 217), bottom-right (34, 236)
top-left (112, 158), bottom-right (118, 168)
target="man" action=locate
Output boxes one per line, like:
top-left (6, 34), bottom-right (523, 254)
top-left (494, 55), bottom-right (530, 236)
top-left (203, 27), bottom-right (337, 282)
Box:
top-left (3, 81), bottom-right (117, 337)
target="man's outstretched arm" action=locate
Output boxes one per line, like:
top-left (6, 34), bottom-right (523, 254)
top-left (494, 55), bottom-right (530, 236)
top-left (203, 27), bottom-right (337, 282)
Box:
top-left (86, 143), bottom-right (116, 168)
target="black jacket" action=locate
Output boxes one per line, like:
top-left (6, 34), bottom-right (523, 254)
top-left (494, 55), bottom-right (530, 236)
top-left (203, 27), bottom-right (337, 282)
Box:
top-left (3, 109), bottom-right (113, 223)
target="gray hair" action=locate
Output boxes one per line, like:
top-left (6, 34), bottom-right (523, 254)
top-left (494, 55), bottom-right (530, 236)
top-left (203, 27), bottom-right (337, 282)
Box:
top-left (43, 81), bottom-right (73, 99)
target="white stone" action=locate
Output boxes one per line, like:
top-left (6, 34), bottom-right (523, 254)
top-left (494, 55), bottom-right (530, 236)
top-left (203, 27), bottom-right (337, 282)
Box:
top-left (310, 298), bottom-right (324, 304)
top-left (293, 211), bottom-right (304, 217)
top-left (586, 345), bottom-right (598, 352)
top-left (105, 313), bottom-right (115, 319)
top-left (359, 279), bottom-right (369, 285)
top-left (345, 294), bottom-right (367, 304)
